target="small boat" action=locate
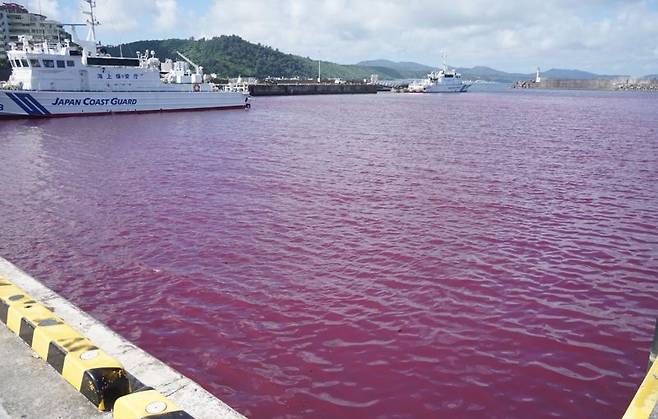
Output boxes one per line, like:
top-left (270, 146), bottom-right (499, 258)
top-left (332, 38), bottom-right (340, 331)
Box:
top-left (407, 80), bottom-right (427, 93)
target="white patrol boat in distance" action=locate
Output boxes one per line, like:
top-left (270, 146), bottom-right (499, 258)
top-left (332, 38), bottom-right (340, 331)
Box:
top-left (408, 54), bottom-right (471, 93)
top-left (0, 1), bottom-right (249, 118)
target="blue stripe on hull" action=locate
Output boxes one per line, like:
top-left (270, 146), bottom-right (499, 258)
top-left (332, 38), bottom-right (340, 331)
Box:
top-left (4, 92), bottom-right (52, 116)
top-left (6, 92), bottom-right (37, 115)
top-left (20, 93), bottom-right (51, 115)
top-left (13, 93), bottom-right (41, 114)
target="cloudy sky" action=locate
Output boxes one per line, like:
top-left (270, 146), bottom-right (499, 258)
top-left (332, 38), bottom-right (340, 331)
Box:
top-left (15, 0), bottom-right (658, 75)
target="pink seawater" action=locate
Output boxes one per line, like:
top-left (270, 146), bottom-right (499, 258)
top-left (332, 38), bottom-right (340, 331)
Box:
top-left (0, 90), bottom-right (657, 418)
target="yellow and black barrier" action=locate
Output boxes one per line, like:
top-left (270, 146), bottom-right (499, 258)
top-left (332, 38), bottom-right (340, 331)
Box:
top-left (623, 319), bottom-right (658, 419)
top-left (0, 274), bottom-right (197, 417)
top-left (623, 357), bottom-right (658, 418)
top-left (0, 275), bottom-right (130, 411)
top-left (113, 389), bottom-right (195, 419)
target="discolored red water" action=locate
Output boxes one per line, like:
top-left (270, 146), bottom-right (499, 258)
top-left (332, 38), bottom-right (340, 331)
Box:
top-left (0, 90), bottom-right (657, 418)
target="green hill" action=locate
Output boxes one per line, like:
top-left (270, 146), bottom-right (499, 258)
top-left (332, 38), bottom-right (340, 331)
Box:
top-left (357, 59), bottom-right (433, 77)
top-left (106, 36), bottom-right (396, 80)
top-left (103, 38), bottom-right (630, 82)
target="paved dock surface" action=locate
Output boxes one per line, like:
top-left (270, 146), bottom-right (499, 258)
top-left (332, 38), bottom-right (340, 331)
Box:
top-left (0, 325), bottom-right (109, 419)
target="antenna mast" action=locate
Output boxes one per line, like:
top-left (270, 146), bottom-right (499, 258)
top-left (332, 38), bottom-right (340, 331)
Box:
top-left (82, 0), bottom-right (99, 44)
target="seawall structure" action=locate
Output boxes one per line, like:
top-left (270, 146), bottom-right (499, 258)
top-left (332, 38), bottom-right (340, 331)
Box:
top-left (513, 79), bottom-right (658, 91)
top-left (249, 83), bottom-right (378, 96)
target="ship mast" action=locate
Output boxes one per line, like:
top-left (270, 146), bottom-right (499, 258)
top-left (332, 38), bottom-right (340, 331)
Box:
top-left (82, 0), bottom-right (99, 45)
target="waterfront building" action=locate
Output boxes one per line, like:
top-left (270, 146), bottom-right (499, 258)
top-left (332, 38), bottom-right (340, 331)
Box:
top-left (0, 3), bottom-right (69, 55)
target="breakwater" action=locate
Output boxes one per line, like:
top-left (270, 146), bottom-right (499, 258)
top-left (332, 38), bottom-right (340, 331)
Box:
top-left (248, 83), bottom-right (378, 96)
top-left (514, 79), bottom-right (658, 91)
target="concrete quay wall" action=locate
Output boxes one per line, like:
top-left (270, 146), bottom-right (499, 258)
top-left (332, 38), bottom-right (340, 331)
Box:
top-left (249, 83), bottom-right (378, 96)
top-left (0, 257), bottom-right (245, 419)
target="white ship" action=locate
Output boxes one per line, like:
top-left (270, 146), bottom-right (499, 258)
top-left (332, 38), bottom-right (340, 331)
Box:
top-left (408, 55), bottom-right (471, 93)
top-left (0, 1), bottom-right (249, 118)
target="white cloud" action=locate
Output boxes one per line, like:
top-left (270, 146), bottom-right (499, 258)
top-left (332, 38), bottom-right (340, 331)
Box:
top-left (154, 0), bottom-right (178, 31)
top-left (11, 0), bottom-right (658, 74)
top-left (37, 0), bottom-right (62, 20)
top-left (69, 0), bottom-right (180, 34)
top-left (192, 0), bottom-right (658, 74)
top-left (92, 0), bottom-right (141, 32)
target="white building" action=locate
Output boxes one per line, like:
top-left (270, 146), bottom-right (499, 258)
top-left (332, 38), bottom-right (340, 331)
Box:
top-left (0, 3), bottom-right (69, 55)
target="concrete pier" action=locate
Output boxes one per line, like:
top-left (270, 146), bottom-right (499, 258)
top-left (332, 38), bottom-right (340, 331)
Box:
top-left (248, 83), bottom-right (378, 96)
top-left (0, 257), bottom-right (245, 419)
top-left (0, 324), bottom-right (108, 418)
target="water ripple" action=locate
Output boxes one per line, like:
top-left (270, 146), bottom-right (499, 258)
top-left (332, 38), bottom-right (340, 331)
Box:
top-left (1, 91), bottom-right (657, 418)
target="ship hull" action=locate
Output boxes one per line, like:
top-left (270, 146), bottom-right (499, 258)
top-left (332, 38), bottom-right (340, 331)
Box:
top-left (0, 90), bottom-right (250, 118)
top-left (424, 83), bottom-right (471, 93)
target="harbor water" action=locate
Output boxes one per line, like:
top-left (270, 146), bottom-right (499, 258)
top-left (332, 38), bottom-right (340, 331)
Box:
top-left (0, 90), bottom-right (657, 418)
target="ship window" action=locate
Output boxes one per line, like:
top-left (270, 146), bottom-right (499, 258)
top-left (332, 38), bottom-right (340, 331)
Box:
top-left (56, 60), bottom-right (65, 68)
top-left (29, 59), bottom-right (41, 67)
top-left (43, 59), bottom-right (55, 68)
top-left (21, 59), bottom-right (29, 67)
top-left (86, 57), bottom-right (140, 67)
top-left (9, 59), bottom-right (16, 67)
top-left (66, 60), bottom-right (75, 67)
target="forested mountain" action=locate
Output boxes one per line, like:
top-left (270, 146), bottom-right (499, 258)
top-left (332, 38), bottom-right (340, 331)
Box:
top-left (105, 36), bottom-right (393, 80)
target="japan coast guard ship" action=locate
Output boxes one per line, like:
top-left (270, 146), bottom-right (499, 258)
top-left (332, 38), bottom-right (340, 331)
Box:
top-left (407, 53), bottom-right (471, 93)
top-left (0, 1), bottom-right (249, 118)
